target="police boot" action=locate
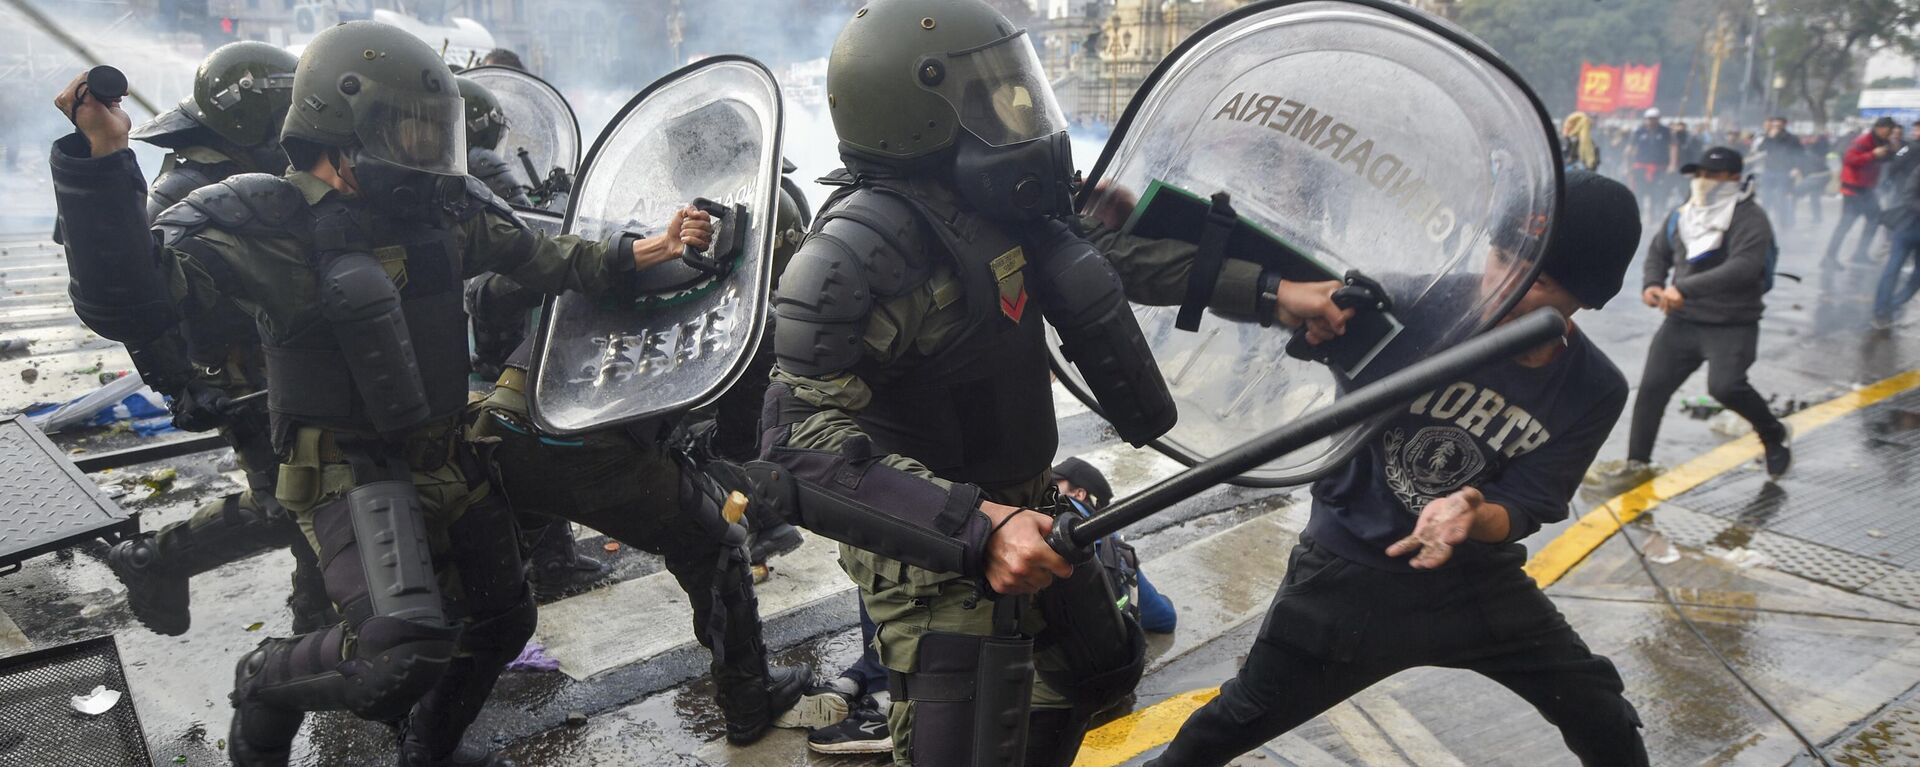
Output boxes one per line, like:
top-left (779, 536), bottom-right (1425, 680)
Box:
top-left (228, 640), bottom-right (309, 767)
top-left (106, 534), bottom-right (191, 636)
top-left (518, 514), bottom-right (608, 600)
top-left (747, 522), bottom-right (804, 567)
top-left (109, 492), bottom-right (291, 635)
top-left (720, 662), bottom-right (814, 745)
top-left (397, 718), bottom-right (516, 767)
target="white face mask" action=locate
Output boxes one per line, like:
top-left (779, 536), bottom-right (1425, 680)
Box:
top-left (1690, 177), bottom-right (1733, 204)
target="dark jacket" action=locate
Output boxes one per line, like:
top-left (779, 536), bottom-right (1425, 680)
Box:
top-left (1644, 197), bottom-right (1773, 325)
top-left (1754, 131), bottom-right (1802, 185)
top-left (1886, 157), bottom-right (1920, 233)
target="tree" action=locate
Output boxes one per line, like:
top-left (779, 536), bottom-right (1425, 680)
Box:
top-left (1455, 0), bottom-right (1723, 117)
top-left (1766, 0), bottom-right (1920, 127)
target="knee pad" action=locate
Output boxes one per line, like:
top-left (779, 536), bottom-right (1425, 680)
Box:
top-left (895, 631), bottom-right (1035, 767)
top-left (343, 615), bottom-right (458, 721)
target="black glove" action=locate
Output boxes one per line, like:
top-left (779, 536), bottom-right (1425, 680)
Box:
top-left (169, 379), bottom-right (233, 432)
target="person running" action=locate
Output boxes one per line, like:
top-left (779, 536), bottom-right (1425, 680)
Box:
top-left (1147, 170), bottom-right (1650, 767)
top-left (1626, 146), bottom-right (1792, 482)
top-left (1874, 138), bottom-right (1920, 329)
top-left (1826, 117), bottom-right (1899, 266)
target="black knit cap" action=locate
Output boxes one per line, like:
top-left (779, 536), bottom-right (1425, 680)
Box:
top-left (1050, 457), bottom-right (1115, 510)
top-left (1539, 169), bottom-right (1642, 309)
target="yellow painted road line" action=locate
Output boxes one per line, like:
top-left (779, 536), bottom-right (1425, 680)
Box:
top-left (1073, 688), bottom-right (1218, 767)
top-left (1525, 367), bottom-right (1920, 588)
top-left (1072, 368), bottom-right (1920, 767)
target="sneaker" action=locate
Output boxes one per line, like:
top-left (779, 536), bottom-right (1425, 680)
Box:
top-left (1762, 425), bottom-right (1793, 480)
top-left (1583, 458), bottom-right (1661, 491)
top-left (807, 704), bottom-right (892, 755)
top-left (772, 687), bottom-right (850, 730)
top-left (1873, 316), bottom-right (1895, 331)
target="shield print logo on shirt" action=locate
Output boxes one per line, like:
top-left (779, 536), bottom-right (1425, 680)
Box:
top-left (1403, 426), bottom-right (1486, 496)
top-left (1384, 426), bottom-right (1487, 513)
top-left (991, 246), bottom-right (1029, 322)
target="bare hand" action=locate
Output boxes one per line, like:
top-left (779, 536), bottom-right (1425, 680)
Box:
top-left (1276, 279), bottom-right (1353, 344)
top-left (54, 71), bottom-right (130, 157)
top-left (1875, 146), bottom-right (1892, 159)
top-left (1385, 487), bottom-right (1484, 569)
top-left (1642, 286), bottom-right (1664, 308)
top-left (632, 206), bottom-right (715, 271)
top-left (980, 501), bottom-right (1072, 594)
top-left (1660, 286), bottom-right (1684, 313)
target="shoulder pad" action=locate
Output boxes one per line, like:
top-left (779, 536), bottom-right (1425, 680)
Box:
top-left (812, 187), bottom-right (933, 298)
top-left (149, 159), bottom-right (231, 222)
top-left (773, 232), bottom-right (876, 378)
top-left (446, 175), bottom-right (521, 226)
top-left (178, 174), bottom-right (307, 234)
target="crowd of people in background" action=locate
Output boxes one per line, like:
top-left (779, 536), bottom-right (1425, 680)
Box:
top-left (1561, 107), bottom-right (1920, 332)
top-left (1572, 104), bottom-right (1920, 489)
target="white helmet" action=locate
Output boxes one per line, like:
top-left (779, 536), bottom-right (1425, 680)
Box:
top-left (1644, 108), bottom-right (1661, 119)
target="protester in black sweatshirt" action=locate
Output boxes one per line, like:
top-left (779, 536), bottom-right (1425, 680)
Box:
top-left (1147, 170), bottom-right (1650, 767)
top-left (1625, 145), bottom-right (1791, 481)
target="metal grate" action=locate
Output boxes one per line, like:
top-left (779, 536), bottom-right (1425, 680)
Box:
top-left (0, 636), bottom-right (153, 765)
top-left (1669, 390), bottom-right (1920, 569)
top-left (0, 414), bottom-right (138, 574)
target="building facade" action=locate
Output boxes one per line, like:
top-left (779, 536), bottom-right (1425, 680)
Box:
top-left (1034, 0), bottom-right (1455, 126)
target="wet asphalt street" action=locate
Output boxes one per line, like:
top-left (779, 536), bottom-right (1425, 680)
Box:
top-left (5, 183), bottom-right (1920, 766)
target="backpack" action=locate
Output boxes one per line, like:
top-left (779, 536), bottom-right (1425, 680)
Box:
top-left (1666, 209), bottom-right (1780, 293)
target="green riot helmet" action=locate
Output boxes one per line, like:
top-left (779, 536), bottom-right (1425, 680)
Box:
top-left (181, 41), bottom-right (298, 148)
top-left (772, 175), bottom-right (812, 280)
top-left (283, 20), bottom-right (467, 219)
top-left (455, 75), bottom-right (509, 151)
top-left (827, 0), bottom-right (1074, 220)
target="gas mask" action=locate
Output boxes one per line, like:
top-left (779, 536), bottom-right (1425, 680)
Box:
top-left (952, 130), bottom-right (1077, 222)
top-left (347, 147), bottom-right (465, 224)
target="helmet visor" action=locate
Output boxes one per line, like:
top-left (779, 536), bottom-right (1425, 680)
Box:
top-left (926, 31), bottom-right (1069, 147)
top-left (355, 88), bottom-right (467, 176)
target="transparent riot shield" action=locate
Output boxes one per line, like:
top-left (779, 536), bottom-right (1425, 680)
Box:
top-left (462, 65), bottom-right (582, 194)
top-left (528, 56), bottom-right (783, 435)
top-left (1060, 0), bottom-right (1562, 485)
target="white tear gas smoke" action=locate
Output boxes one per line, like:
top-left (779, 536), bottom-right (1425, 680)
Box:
top-left (0, 2), bottom-right (202, 233)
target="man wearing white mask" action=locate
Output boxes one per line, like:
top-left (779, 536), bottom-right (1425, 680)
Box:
top-left (1622, 146), bottom-right (1791, 483)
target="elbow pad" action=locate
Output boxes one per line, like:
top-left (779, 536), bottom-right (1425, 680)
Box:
top-left (51, 134), bottom-right (179, 345)
top-left (319, 251), bottom-right (432, 435)
top-left (1027, 218), bottom-right (1176, 447)
top-left (742, 449), bottom-right (990, 579)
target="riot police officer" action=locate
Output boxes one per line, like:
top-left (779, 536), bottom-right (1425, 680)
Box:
top-left (465, 184), bottom-right (838, 745)
top-left (456, 75), bottom-right (534, 207)
top-left (51, 21), bottom-right (712, 766)
top-left (754, 1), bottom-right (1350, 764)
top-left (102, 40), bottom-right (338, 639)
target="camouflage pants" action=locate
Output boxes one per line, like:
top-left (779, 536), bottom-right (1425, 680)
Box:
top-left (839, 474), bottom-right (1073, 766)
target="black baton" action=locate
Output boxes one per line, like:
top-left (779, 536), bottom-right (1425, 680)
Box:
top-left (1048, 307), bottom-right (1569, 561)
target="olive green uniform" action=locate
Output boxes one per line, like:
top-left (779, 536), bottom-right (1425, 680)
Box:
top-left (770, 210), bottom-right (1260, 764)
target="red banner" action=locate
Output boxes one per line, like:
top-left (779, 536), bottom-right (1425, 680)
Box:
top-left (1576, 62), bottom-right (1620, 113)
top-left (1619, 63), bottom-right (1661, 110)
